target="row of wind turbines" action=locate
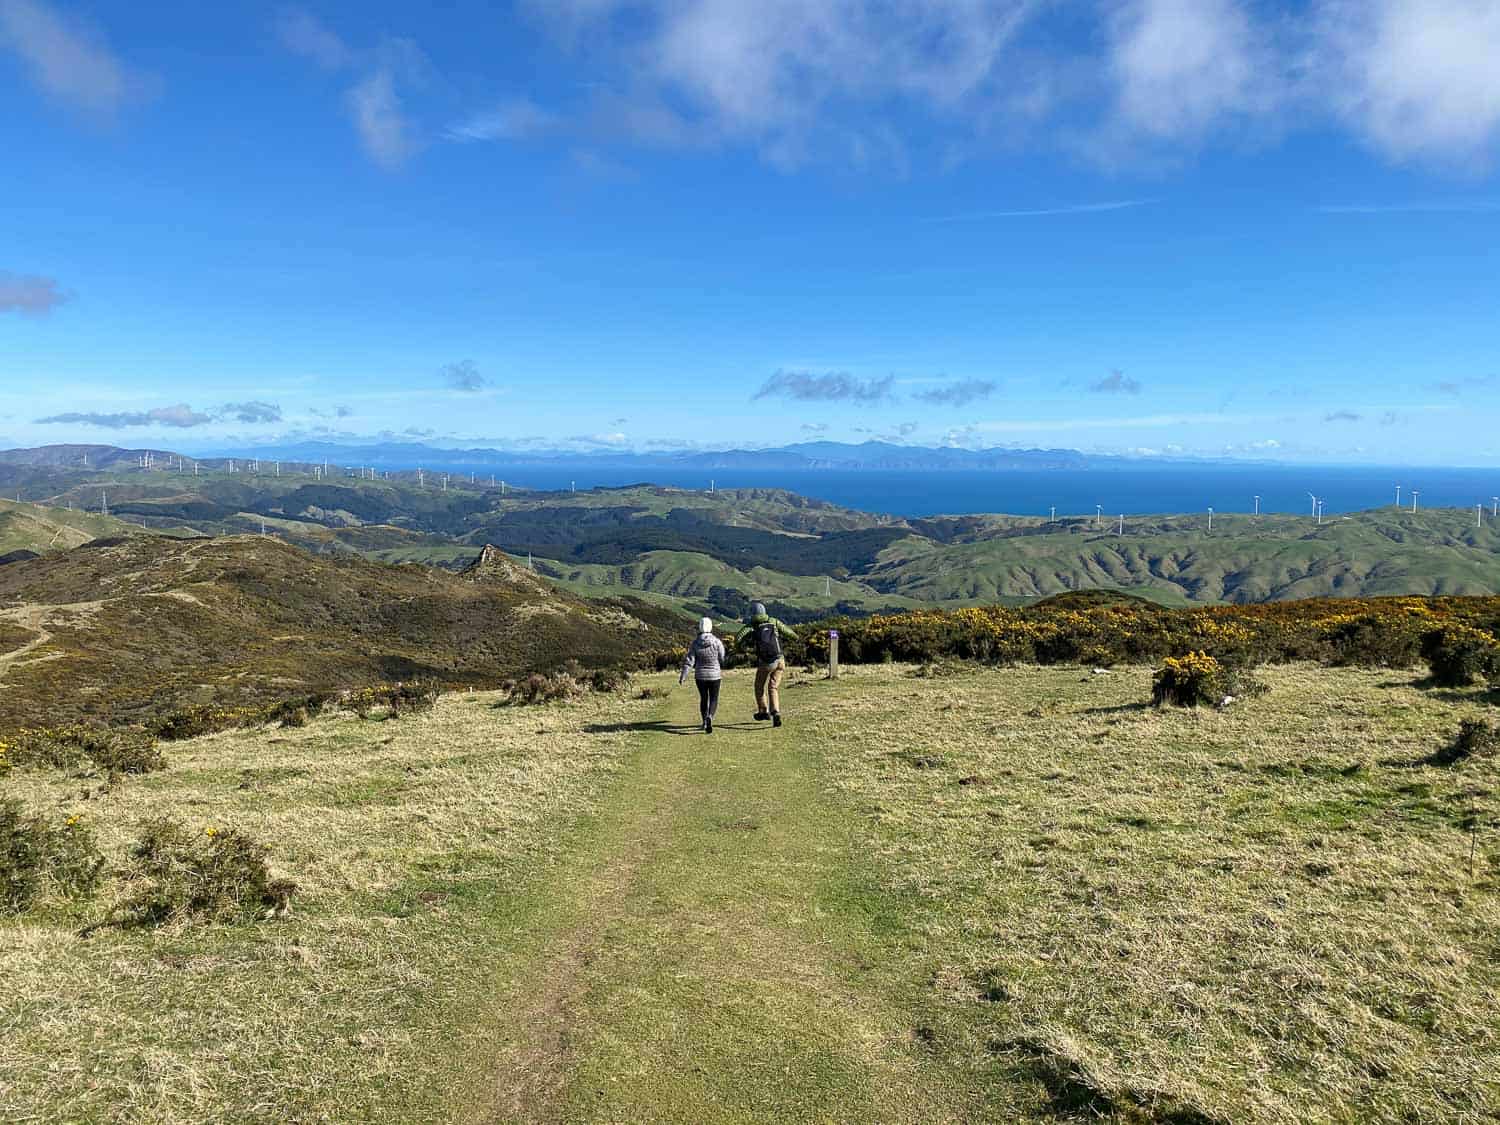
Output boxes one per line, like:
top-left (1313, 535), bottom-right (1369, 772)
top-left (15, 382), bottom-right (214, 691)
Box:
top-left (1044, 485), bottom-right (1500, 535)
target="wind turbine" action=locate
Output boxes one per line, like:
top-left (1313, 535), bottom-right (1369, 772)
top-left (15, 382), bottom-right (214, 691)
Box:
top-left (1308, 491), bottom-right (1318, 519)
top-left (1411, 489), bottom-right (1419, 513)
top-left (1095, 504), bottom-right (1102, 530)
top-left (1207, 506), bottom-right (1214, 532)
top-left (1117, 513), bottom-right (1124, 536)
top-left (1478, 504), bottom-right (1484, 529)
top-left (1395, 484), bottom-right (1401, 507)
top-left (1492, 496), bottom-right (1498, 518)
top-left (1253, 494), bottom-right (1260, 517)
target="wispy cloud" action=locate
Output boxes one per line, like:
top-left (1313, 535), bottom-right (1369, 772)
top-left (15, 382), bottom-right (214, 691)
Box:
top-left (914, 379), bottom-right (997, 406)
top-left (275, 9), bottom-right (423, 169)
top-left (38, 404), bottom-right (211, 429)
top-left (0, 270), bottom-right (69, 316)
top-left (221, 401), bottom-right (283, 424)
top-left (0, 0), bottom-right (151, 115)
top-left (346, 68), bottom-right (415, 169)
top-left (1090, 370), bottom-right (1143, 395)
top-left (1323, 410), bottom-right (1362, 422)
top-left (929, 200), bottom-right (1154, 223)
top-left (274, 7), bottom-right (351, 70)
top-left (1319, 201), bottom-right (1500, 214)
top-left (35, 401), bottom-right (282, 428)
top-left (570, 431), bottom-right (629, 447)
top-left (440, 360), bottom-right (488, 392)
top-left (975, 412), bottom-right (1263, 433)
top-left (1432, 375), bottom-right (1499, 396)
top-left (445, 98), bottom-right (560, 143)
top-left (753, 370), bottom-right (895, 405)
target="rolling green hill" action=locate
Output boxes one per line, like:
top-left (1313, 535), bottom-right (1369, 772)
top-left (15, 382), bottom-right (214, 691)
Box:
top-left (8, 448), bottom-right (1500, 611)
top-left (0, 497), bottom-right (193, 557)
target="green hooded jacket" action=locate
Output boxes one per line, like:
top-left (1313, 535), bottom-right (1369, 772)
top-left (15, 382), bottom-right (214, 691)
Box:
top-left (735, 611), bottom-right (797, 665)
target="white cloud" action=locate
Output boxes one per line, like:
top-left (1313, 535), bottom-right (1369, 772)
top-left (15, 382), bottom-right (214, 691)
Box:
top-left (347, 67), bottom-right (415, 168)
top-left (274, 8), bottom-right (351, 71)
top-left (0, 0), bottom-right (148, 114)
top-left (276, 11), bottom-right (423, 170)
top-left (1319, 0), bottom-right (1500, 164)
top-left (523, 0), bottom-right (1036, 166)
top-left (1107, 0), bottom-right (1276, 141)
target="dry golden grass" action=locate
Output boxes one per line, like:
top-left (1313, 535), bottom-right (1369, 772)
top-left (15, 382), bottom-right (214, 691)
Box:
top-left (799, 663), bottom-right (1500, 1122)
top-left (4, 663), bottom-right (1499, 1123)
top-left (0, 688), bottom-right (656, 1122)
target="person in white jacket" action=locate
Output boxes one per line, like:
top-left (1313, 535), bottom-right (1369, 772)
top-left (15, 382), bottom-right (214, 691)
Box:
top-left (679, 617), bottom-right (727, 733)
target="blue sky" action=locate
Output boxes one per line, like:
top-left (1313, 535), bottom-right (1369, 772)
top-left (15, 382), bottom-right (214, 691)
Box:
top-left (2, 0), bottom-right (1498, 463)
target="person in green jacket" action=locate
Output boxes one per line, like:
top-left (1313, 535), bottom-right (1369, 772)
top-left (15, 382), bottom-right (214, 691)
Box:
top-left (735, 602), bottom-right (797, 727)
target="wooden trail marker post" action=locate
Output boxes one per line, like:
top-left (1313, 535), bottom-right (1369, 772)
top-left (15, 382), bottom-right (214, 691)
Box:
top-left (828, 629), bottom-right (840, 680)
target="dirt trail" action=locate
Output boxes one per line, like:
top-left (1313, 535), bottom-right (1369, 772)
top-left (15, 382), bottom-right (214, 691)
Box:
top-left (0, 605), bottom-right (57, 680)
top-left (470, 677), bottom-right (970, 1125)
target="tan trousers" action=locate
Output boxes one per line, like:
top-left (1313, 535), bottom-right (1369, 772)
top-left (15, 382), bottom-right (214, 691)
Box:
top-left (754, 658), bottom-right (785, 714)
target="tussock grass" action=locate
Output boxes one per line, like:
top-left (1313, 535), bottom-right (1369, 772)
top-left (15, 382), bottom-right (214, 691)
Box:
top-left (0, 687), bottom-right (658, 1122)
top-left (803, 663), bottom-right (1500, 1122)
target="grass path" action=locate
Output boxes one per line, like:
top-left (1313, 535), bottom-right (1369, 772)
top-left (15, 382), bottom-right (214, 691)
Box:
top-left (466, 674), bottom-right (979, 1124)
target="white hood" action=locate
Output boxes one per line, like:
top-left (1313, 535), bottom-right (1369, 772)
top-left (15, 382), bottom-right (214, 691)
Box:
top-left (699, 617), bottom-right (713, 635)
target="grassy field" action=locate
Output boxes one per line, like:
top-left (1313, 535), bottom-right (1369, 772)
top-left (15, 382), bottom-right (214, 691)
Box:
top-left (3, 663), bottom-right (1498, 1121)
top-left (0, 497), bottom-right (187, 555)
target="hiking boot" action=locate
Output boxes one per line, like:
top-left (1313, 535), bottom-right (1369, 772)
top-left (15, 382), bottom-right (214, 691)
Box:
top-left (772, 713), bottom-right (782, 728)
top-left (704, 717), bottom-right (713, 734)
top-left (753, 711), bottom-right (770, 721)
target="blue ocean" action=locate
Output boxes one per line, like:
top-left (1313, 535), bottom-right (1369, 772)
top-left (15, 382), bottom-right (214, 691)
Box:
top-left (442, 464), bottom-right (1500, 520)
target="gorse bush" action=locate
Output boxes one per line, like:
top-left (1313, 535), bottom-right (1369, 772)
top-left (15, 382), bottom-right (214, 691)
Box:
top-left (114, 818), bottom-right (295, 927)
top-left (2, 727), bottom-right (164, 775)
top-left (1152, 652), bottom-right (1224, 708)
top-left (1420, 625), bottom-right (1500, 687)
top-left (802, 594), bottom-right (1484, 676)
top-left (1, 799), bottom-right (105, 914)
top-left (503, 671), bottom-right (585, 706)
top-left (386, 678), bottom-right (442, 718)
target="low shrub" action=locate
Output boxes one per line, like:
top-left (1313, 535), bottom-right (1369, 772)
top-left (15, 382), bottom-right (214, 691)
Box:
top-left (113, 818), bottom-right (295, 927)
top-left (1, 799), bottom-right (105, 914)
top-left (265, 692), bottom-right (334, 729)
top-left (1427, 719), bottom-right (1500, 767)
top-left (587, 666), bottom-right (631, 694)
top-left (503, 671), bottom-right (585, 706)
top-left (387, 678), bottom-right (441, 718)
top-left (2, 727), bottom-right (164, 775)
top-left (1152, 652), bottom-right (1224, 708)
top-left (1421, 625), bottom-right (1500, 687)
top-left (151, 704), bottom-right (262, 742)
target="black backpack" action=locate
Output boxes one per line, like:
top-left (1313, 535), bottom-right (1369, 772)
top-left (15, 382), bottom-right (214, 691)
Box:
top-left (753, 621), bottom-right (782, 663)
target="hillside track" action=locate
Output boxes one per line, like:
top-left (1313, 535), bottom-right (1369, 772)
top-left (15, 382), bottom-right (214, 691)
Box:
top-left (472, 676), bottom-right (969, 1125)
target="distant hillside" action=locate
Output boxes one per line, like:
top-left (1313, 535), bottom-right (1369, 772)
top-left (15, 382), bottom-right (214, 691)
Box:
top-left (865, 510), bottom-right (1500, 604)
top-left (0, 497), bottom-right (190, 556)
top-left (0, 536), bottom-right (686, 731)
top-left (7, 446), bottom-right (1500, 611)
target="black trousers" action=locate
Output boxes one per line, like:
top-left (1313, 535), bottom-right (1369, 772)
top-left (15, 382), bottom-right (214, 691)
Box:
top-left (695, 679), bottom-right (721, 721)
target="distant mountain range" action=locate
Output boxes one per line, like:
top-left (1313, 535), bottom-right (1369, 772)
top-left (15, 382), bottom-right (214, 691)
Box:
top-left (181, 439), bottom-right (1097, 473)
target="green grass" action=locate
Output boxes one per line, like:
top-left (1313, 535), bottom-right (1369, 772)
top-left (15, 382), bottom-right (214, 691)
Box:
top-left (4, 661), bottom-right (1497, 1121)
top-left (0, 497), bottom-right (184, 555)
